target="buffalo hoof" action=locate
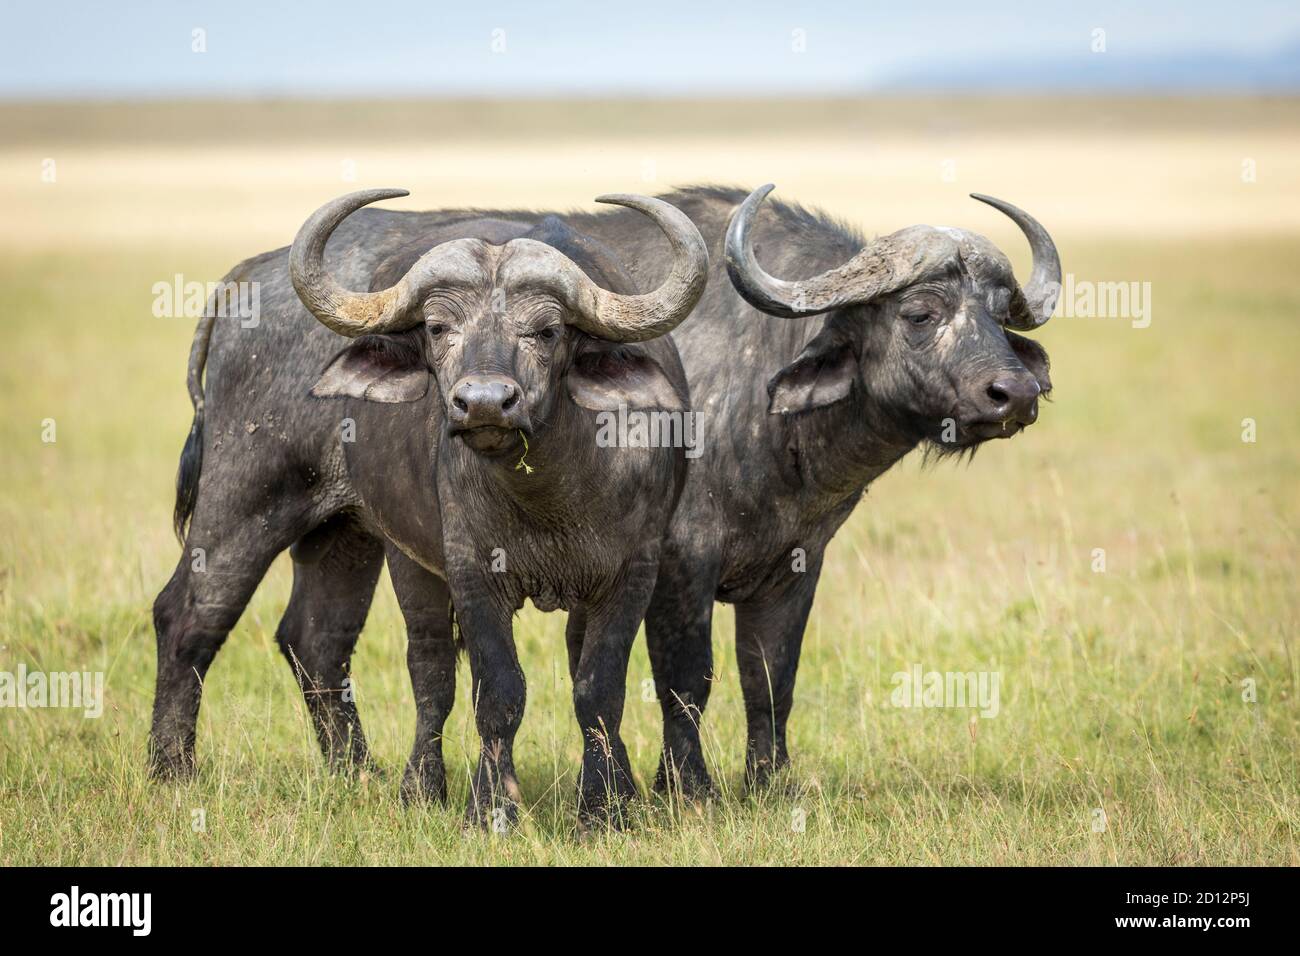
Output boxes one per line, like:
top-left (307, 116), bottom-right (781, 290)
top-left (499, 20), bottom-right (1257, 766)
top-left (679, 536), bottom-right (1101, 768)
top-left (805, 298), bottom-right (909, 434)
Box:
top-left (147, 738), bottom-right (197, 781)
top-left (399, 758), bottom-right (447, 806)
top-left (744, 755), bottom-right (794, 796)
top-left (321, 743), bottom-right (376, 779)
top-left (652, 754), bottom-right (716, 804)
top-left (324, 753), bottom-right (383, 783)
top-left (578, 764), bottom-right (639, 830)
top-left (577, 791), bottom-right (637, 832)
top-left (464, 766), bottom-right (523, 833)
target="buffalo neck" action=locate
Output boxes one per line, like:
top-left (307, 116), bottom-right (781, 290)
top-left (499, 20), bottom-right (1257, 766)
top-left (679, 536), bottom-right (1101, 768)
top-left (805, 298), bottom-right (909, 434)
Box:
top-left (440, 402), bottom-right (606, 522)
top-left (782, 376), bottom-right (918, 504)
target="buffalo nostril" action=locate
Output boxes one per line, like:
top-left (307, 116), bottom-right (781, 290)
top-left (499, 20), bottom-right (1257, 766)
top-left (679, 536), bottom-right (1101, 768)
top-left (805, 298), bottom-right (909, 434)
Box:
top-left (986, 376), bottom-right (1041, 423)
top-left (450, 375), bottom-right (526, 428)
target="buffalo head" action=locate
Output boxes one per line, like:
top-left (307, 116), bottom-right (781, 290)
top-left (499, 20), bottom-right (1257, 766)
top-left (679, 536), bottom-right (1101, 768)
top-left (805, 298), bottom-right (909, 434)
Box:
top-left (725, 184), bottom-right (1059, 450)
top-left (291, 189), bottom-right (706, 457)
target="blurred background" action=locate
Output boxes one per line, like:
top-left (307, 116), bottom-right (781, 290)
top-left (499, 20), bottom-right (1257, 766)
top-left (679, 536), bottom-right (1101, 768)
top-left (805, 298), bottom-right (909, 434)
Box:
top-left (1, 1), bottom-right (1296, 863)
top-left (3, 0), bottom-right (1299, 248)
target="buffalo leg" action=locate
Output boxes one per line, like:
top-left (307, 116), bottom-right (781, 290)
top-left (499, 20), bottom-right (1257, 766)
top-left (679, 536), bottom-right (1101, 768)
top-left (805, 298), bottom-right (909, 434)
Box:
top-left (450, 574), bottom-right (526, 830)
top-left (150, 501), bottom-right (303, 778)
top-left (644, 549), bottom-right (721, 798)
top-left (387, 546), bottom-right (458, 804)
top-left (275, 516), bottom-right (384, 773)
top-left (564, 606), bottom-right (587, 682)
top-left (733, 557), bottom-right (823, 790)
top-left (572, 550), bottom-right (660, 826)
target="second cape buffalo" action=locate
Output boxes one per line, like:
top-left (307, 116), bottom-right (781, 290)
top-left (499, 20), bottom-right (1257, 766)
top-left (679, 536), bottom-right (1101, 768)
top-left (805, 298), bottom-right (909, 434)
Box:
top-left (151, 189), bottom-right (708, 825)
top-left (654, 184), bottom-right (1060, 793)
top-left (348, 183), bottom-right (1060, 797)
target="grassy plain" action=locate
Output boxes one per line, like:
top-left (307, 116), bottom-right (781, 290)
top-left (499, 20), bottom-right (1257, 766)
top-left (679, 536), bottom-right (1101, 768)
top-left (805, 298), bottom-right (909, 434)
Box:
top-left (0, 98), bottom-right (1296, 864)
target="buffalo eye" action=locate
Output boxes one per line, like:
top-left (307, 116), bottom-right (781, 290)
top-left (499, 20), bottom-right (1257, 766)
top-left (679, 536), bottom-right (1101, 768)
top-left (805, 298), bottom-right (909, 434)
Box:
top-left (426, 322), bottom-right (447, 337)
top-left (901, 309), bottom-right (937, 327)
top-left (530, 326), bottom-right (560, 342)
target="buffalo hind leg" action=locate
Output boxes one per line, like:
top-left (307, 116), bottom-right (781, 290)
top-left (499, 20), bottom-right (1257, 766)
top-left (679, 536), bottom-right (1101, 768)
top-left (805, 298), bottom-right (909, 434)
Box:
top-left (150, 504), bottom-right (303, 778)
top-left (387, 546), bottom-right (458, 804)
top-left (644, 550), bottom-right (721, 800)
top-left (734, 556), bottom-right (822, 791)
top-left (275, 515), bottom-right (384, 774)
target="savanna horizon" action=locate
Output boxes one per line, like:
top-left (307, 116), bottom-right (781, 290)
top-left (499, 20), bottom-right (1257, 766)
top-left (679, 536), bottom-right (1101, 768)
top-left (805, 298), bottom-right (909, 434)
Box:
top-left (0, 96), bottom-right (1295, 865)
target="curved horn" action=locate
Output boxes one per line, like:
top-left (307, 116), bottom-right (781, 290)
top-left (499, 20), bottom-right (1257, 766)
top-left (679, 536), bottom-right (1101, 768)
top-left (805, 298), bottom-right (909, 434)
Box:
top-left (970, 193), bottom-right (1061, 330)
top-left (725, 184), bottom-right (949, 319)
top-left (557, 194), bottom-right (708, 343)
top-left (289, 188), bottom-right (419, 337)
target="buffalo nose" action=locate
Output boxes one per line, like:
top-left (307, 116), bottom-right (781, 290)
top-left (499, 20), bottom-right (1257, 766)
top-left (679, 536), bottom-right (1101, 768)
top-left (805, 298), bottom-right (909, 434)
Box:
top-left (449, 375), bottom-right (524, 429)
top-left (985, 374), bottom-right (1041, 425)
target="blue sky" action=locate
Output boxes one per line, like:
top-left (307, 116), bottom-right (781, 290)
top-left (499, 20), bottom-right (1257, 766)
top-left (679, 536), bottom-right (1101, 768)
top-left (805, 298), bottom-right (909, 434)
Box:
top-left (2, 0), bottom-right (1297, 97)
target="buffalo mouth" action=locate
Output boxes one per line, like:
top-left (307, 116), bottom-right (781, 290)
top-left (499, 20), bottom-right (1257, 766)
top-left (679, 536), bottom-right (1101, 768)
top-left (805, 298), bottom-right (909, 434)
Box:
top-left (927, 417), bottom-right (1029, 453)
top-left (451, 424), bottom-right (524, 456)
top-left (963, 418), bottom-right (1026, 442)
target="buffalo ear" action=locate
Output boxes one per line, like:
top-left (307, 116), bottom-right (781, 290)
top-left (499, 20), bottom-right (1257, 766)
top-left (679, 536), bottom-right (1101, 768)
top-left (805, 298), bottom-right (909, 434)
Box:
top-left (767, 325), bottom-right (858, 414)
top-left (567, 342), bottom-right (686, 412)
top-left (311, 333), bottom-right (430, 403)
top-left (1005, 330), bottom-right (1052, 394)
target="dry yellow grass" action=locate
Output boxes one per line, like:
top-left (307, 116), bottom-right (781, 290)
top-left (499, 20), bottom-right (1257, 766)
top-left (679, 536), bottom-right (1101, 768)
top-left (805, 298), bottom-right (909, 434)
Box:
top-left (2, 97), bottom-right (1298, 252)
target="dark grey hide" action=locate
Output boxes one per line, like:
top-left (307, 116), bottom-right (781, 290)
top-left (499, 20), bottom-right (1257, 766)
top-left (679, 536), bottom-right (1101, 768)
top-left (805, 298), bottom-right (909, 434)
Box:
top-left (150, 196), bottom-right (701, 827)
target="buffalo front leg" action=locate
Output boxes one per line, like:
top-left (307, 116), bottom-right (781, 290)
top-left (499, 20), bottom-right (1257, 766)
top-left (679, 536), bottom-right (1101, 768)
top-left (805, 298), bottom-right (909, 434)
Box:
top-left (275, 517), bottom-right (384, 773)
top-left (387, 546), bottom-right (458, 805)
top-left (644, 548), bottom-right (721, 800)
top-left (573, 554), bottom-right (660, 827)
top-left (733, 556), bottom-right (823, 791)
top-left (449, 572), bottom-right (526, 830)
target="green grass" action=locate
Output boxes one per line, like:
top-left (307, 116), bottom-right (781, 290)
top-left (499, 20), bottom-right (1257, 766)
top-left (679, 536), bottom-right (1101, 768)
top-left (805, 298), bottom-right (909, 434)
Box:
top-left (1, 237), bottom-right (1297, 865)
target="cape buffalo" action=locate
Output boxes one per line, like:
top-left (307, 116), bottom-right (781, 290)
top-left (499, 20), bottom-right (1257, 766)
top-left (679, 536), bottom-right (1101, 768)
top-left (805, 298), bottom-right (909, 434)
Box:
top-left (643, 185), bottom-right (1060, 793)
top-left (362, 184), bottom-right (1059, 797)
top-left (150, 189), bottom-right (708, 825)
